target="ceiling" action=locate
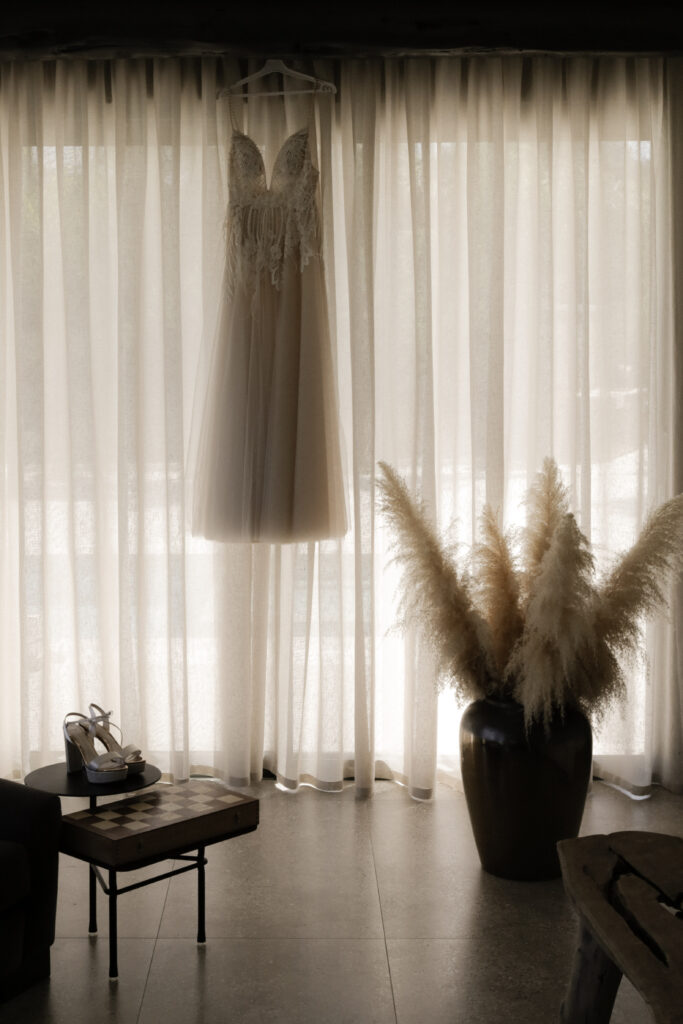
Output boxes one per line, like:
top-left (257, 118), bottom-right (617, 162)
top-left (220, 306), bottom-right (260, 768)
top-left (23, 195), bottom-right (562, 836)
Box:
top-left (2, 1), bottom-right (683, 58)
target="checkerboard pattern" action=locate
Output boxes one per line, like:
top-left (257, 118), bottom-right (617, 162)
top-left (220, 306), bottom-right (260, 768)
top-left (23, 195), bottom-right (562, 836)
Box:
top-left (60, 780), bottom-right (259, 869)
top-left (65, 781), bottom-right (244, 841)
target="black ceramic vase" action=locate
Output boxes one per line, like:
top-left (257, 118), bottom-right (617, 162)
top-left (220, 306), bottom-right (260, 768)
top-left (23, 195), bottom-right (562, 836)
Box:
top-left (459, 697), bottom-right (592, 881)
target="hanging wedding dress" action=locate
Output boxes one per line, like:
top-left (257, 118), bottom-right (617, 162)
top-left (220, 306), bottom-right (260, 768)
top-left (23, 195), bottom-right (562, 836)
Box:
top-left (192, 103), bottom-right (347, 543)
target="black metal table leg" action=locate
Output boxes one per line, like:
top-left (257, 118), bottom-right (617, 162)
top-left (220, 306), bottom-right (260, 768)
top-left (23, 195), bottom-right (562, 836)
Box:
top-left (88, 795), bottom-right (97, 933)
top-left (89, 865), bottom-right (98, 934)
top-left (108, 869), bottom-right (118, 980)
top-left (197, 845), bottom-right (206, 943)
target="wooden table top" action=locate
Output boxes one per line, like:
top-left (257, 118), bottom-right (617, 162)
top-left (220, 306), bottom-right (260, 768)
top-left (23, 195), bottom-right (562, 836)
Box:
top-left (558, 831), bottom-right (683, 1024)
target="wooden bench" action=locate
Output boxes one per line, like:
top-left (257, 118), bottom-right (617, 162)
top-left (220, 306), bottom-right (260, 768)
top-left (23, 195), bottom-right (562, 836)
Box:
top-left (557, 831), bottom-right (683, 1024)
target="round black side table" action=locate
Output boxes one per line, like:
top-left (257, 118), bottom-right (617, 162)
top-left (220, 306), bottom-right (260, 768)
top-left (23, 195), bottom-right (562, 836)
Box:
top-left (25, 762), bottom-right (161, 935)
top-left (25, 762), bottom-right (161, 805)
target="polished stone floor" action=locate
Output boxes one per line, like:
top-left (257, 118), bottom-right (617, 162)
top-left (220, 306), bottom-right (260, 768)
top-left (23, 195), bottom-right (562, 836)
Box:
top-left (4, 776), bottom-right (682, 1023)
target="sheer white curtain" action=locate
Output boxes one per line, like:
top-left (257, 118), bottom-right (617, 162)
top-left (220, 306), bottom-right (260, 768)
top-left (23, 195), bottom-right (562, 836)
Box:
top-left (0, 55), bottom-right (679, 796)
top-left (337, 56), bottom-right (678, 793)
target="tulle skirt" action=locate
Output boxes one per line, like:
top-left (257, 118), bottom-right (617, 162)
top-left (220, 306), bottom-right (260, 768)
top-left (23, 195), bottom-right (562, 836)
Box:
top-left (191, 254), bottom-right (347, 543)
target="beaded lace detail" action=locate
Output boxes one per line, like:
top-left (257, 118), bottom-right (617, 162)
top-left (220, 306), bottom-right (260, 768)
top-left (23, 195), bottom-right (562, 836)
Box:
top-left (226, 128), bottom-right (319, 296)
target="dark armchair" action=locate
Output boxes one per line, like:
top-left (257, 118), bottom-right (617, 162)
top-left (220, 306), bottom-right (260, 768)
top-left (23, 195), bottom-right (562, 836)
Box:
top-left (0, 779), bottom-right (61, 1002)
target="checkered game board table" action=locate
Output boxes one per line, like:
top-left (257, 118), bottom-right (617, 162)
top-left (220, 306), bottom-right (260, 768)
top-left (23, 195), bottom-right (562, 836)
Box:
top-left (61, 781), bottom-right (257, 866)
top-left (25, 767), bottom-right (259, 979)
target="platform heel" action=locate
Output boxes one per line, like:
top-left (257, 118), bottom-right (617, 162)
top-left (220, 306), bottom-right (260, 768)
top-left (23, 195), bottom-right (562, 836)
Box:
top-left (87, 704), bottom-right (146, 775)
top-left (63, 713), bottom-right (128, 784)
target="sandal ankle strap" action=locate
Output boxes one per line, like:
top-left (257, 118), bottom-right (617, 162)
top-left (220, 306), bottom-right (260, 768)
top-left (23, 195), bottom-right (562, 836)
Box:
top-left (88, 705), bottom-right (122, 740)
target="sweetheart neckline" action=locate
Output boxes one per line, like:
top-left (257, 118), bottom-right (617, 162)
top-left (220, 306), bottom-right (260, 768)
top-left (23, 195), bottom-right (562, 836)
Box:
top-left (231, 127), bottom-right (310, 191)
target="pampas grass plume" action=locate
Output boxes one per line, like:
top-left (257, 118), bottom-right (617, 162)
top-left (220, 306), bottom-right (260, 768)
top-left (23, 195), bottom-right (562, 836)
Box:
top-left (521, 457), bottom-right (570, 600)
top-left (471, 505), bottom-right (523, 680)
top-left (511, 513), bottom-right (597, 727)
top-left (595, 494), bottom-right (683, 658)
top-left (376, 462), bottom-right (494, 701)
top-left (377, 458), bottom-right (683, 729)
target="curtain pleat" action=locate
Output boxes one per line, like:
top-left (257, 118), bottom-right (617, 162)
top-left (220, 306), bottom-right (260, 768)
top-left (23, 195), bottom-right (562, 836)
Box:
top-left (0, 55), bottom-right (678, 796)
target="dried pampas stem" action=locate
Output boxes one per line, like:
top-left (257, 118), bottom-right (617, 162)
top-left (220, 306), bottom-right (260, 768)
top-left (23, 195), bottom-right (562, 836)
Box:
top-left (471, 505), bottom-right (523, 679)
top-left (511, 513), bottom-right (597, 728)
top-left (376, 462), bottom-right (494, 701)
top-left (595, 494), bottom-right (683, 657)
top-left (521, 457), bottom-right (570, 600)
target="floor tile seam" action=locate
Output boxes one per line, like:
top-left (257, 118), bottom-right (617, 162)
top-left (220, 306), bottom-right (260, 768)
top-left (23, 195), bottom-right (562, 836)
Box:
top-left (384, 935), bottom-right (493, 944)
top-left (367, 826), bottom-right (399, 1024)
top-left (61, 929), bottom-right (521, 941)
top-left (52, 935), bottom-right (155, 946)
top-left (154, 933), bottom-right (388, 941)
top-left (55, 930), bottom-right (165, 940)
top-left (150, 935), bottom-right (392, 943)
top-left (382, 928), bottom-right (572, 940)
top-left (136, 858), bottom-right (176, 1024)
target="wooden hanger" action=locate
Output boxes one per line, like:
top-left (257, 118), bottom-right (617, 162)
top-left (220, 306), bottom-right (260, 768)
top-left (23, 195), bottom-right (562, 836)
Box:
top-left (217, 59), bottom-right (336, 98)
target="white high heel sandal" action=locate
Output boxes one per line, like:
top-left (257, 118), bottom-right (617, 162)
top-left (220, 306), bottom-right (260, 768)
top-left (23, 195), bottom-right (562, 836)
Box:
top-left (63, 713), bottom-right (128, 784)
top-left (87, 704), bottom-right (146, 775)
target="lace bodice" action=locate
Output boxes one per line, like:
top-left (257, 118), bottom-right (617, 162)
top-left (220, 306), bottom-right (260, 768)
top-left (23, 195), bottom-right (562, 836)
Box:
top-left (227, 127), bottom-right (320, 294)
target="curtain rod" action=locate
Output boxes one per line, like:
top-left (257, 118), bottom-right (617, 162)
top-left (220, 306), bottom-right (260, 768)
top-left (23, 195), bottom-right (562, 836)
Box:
top-left (0, 45), bottom-right (681, 62)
